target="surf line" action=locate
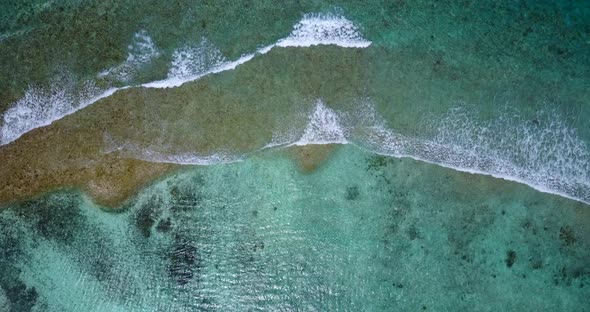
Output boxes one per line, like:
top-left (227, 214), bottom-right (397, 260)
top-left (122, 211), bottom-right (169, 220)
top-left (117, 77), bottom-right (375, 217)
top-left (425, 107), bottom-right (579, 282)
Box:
top-left (0, 13), bottom-right (371, 146)
top-left (142, 15), bottom-right (372, 88)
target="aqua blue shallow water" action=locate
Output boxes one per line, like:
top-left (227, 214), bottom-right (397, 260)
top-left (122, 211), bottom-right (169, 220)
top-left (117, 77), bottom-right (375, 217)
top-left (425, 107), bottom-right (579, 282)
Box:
top-left (1, 1), bottom-right (590, 311)
top-left (1, 145), bottom-right (589, 311)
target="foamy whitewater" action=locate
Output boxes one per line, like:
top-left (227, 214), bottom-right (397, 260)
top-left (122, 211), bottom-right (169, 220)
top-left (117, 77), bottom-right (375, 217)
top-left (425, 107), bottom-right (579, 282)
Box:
top-left (102, 97), bottom-right (590, 205)
top-left (98, 30), bottom-right (161, 82)
top-left (0, 30), bottom-right (160, 144)
top-left (0, 80), bottom-right (119, 145)
top-left (1, 13), bottom-right (589, 205)
top-left (0, 13), bottom-right (371, 145)
top-left (293, 100), bottom-right (348, 146)
top-left (293, 100), bottom-right (590, 205)
top-left (275, 13), bottom-right (371, 48)
top-left (143, 13), bottom-right (371, 88)
top-left (0, 30), bottom-right (161, 144)
top-left (167, 38), bottom-right (227, 80)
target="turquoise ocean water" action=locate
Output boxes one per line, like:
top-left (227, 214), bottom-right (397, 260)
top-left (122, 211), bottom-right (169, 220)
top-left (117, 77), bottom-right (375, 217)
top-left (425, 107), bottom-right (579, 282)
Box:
top-left (1, 1), bottom-right (589, 311)
top-left (1, 146), bottom-right (589, 311)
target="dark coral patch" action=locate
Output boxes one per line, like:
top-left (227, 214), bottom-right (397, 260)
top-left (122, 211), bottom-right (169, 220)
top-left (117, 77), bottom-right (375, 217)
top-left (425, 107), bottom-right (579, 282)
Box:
top-left (168, 236), bottom-right (201, 286)
top-left (559, 226), bottom-right (577, 247)
top-left (156, 218), bottom-right (172, 233)
top-left (14, 193), bottom-right (84, 244)
top-left (505, 250), bottom-right (517, 268)
top-left (345, 186), bottom-right (360, 201)
top-left (2, 280), bottom-right (38, 312)
top-left (366, 155), bottom-right (394, 171)
top-left (135, 196), bottom-right (162, 238)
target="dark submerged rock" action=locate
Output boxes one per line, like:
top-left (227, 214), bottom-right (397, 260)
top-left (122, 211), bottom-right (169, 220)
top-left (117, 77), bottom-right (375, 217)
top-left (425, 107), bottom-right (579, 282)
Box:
top-left (559, 226), bottom-right (577, 247)
top-left (168, 236), bottom-right (201, 286)
top-left (2, 280), bottom-right (38, 312)
top-left (14, 193), bottom-right (84, 244)
top-left (134, 196), bottom-right (162, 238)
top-left (505, 250), bottom-right (517, 268)
top-left (156, 218), bottom-right (172, 233)
top-left (345, 185), bottom-right (360, 201)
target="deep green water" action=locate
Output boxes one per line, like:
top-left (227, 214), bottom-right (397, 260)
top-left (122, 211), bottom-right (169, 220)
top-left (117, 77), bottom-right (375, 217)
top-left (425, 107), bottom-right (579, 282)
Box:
top-left (1, 0), bottom-right (590, 311)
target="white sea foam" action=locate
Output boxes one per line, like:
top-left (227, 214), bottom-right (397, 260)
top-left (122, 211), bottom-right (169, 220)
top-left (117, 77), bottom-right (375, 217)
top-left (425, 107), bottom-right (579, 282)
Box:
top-left (167, 38), bottom-right (227, 79)
top-left (98, 30), bottom-right (160, 82)
top-left (142, 13), bottom-right (371, 89)
top-left (420, 108), bottom-right (590, 203)
top-left (0, 80), bottom-right (119, 145)
top-left (354, 104), bottom-right (590, 204)
top-left (292, 100), bottom-right (348, 146)
top-left (123, 148), bottom-right (243, 166)
top-left (0, 30), bottom-right (159, 145)
top-left (2, 15), bottom-right (588, 204)
top-left (276, 13), bottom-right (372, 48)
top-left (270, 100), bottom-right (590, 204)
top-left (98, 96), bottom-right (590, 204)
top-left (142, 52), bottom-right (256, 88)
top-left (103, 133), bottom-right (245, 166)
top-left (1, 13), bottom-right (371, 143)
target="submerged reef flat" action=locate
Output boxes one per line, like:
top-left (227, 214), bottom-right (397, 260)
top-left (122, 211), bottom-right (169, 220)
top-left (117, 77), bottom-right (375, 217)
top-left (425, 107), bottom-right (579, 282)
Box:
top-left (1, 43), bottom-right (589, 207)
top-left (0, 46), bottom-right (366, 207)
top-left (0, 145), bottom-right (588, 311)
top-left (289, 144), bottom-right (340, 173)
top-left (1, 1), bottom-right (590, 205)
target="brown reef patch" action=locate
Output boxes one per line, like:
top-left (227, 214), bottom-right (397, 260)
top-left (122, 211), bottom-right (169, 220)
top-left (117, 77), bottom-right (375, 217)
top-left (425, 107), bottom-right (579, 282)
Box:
top-left (0, 98), bottom-right (178, 209)
top-left (289, 144), bottom-right (339, 173)
top-left (0, 126), bottom-right (176, 208)
top-left (0, 47), bottom-right (367, 208)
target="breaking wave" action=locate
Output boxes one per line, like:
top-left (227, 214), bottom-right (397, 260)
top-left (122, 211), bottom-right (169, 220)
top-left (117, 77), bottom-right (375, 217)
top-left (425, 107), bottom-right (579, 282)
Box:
top-left (143, 12), bottom-right (371, 88)
top-left (0, 79), bottom-right (119, 144)
top-left (0, 12), bottom-right (371, 145)
top-left (293, 100), bottom-right (348, 146)
top-left (114, 99), bottom-right (590, 205)
top-left (98, 30), bottom-right (160, 82)
top-left (276, 13), bottom-right (372, 48)
top-left (1, 12), bottom-right (588, 205)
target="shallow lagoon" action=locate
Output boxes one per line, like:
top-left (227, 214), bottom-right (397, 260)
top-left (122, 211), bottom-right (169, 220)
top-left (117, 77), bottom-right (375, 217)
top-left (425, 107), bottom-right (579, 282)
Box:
top-left (1, 145), bottom-right (588, 311)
